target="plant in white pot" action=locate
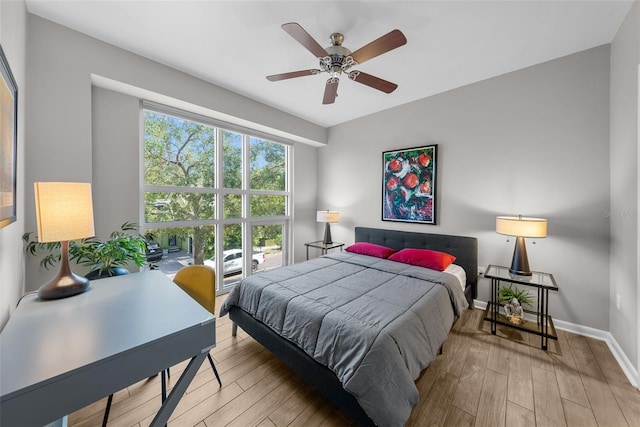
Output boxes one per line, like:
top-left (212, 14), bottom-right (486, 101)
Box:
top-left (24, 222), bottom-right (148, 279)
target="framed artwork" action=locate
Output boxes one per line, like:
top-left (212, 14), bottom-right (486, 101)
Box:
top-left (382, 144), bottom-right (437, 224)
top-left (0, 45), bottom-right (17, 230)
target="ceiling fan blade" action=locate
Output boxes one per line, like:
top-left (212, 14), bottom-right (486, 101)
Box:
top-left (350, 29), bottom-right (407, 65)
top-left (322, 78), bottom-right (339, 104)
top-left (349, 71), bottom-right (398, 93)
top-left (282, 22), bottom-right (329, 58)
top-left (266, 69), bottom-right (321, 81)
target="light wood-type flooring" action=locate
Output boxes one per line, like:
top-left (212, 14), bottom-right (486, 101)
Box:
top-left (68, 297), bottom-right (640, 427)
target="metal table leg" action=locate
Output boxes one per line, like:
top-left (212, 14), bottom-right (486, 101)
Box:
top-left (543, 288), bottom-right (549, 350)
top-left (149, 352), bottom-right (207, 427)
top-left (491, 278), bottom-right (497, 335)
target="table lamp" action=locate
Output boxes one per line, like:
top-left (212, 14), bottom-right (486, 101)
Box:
top-left (317, 210), bottom-right (339, 245)
top-left (34, 182), bottom-right (95, 299)
top-left (496, 215), bottom-right (547, 276)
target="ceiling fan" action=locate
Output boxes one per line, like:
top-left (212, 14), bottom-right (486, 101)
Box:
top-left (266, 23), bottom-right (407, 105)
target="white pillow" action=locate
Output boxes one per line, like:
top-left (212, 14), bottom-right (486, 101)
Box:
top-left (444, 263), bottom-right (466, 291)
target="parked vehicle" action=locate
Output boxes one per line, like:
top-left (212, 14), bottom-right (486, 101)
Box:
top-left (204, 249), bottom-right (265, 276)
top-left (145, 239), bottom-right (163, 262)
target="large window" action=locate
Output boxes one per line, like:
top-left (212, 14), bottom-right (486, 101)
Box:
top-left (142, 104), bottom-right (290, 292)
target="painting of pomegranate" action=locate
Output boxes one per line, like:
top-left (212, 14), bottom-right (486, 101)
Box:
top-left (382, 145), bottom-right (437, 224)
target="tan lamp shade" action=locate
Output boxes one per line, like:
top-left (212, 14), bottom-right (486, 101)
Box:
top-left (496, 216), bottom-right (547, 238)
top-left (317, 210), bottom-right (340, 223)
top-left (35, 182), bottom-right (95, 243)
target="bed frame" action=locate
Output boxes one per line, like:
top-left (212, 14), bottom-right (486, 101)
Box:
top-left (229, 227), bottom-right (478, 426)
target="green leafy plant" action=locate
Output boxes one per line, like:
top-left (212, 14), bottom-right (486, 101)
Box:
top-left (23, 221), bottom-right (147, 276)
top-left (498, 285), bottom-right (533, 306)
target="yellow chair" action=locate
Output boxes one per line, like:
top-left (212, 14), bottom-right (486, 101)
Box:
top-left (172, 265), bottom-right (222, 387)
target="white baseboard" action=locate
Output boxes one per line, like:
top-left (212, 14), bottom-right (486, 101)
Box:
top-left (473, 299), bottom-right (639, 389)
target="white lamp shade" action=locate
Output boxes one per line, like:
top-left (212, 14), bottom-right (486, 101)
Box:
top-left (317, 210), bottom-right (340, 223)
top-left (34, 182), bottom-right (95, 243)
top-left (496, 216), bottom-right (547, 238)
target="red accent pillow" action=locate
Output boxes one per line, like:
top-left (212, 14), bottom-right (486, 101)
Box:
top-left (388, 248), bottom-right (456, 271)
top-left (345, 242), bottom-right (397, 259)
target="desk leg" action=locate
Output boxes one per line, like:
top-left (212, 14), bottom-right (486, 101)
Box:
top-left (306, 245), bottom-right (309, 261)
top-left (150, 352), bottom-right (207, 427)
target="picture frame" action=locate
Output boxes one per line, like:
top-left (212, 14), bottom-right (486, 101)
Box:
top-left (0, 45), bottom-right (17, 230)
top-left (382, 144), bottom-right (437, 224)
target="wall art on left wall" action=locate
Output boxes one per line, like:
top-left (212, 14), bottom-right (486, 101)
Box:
top-left (382, 144), bottom-right (437, 225)
top-left (0, 44), bottom-right (18, 230)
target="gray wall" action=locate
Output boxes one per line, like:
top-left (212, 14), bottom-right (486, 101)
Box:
top-left (0, 0), bottom-right (27, 329)
top-left (610, 0), bottom-right (639, 377)
top-left (320, 45), bottom-right (612, 331)
top-left (91, 87), bottom-right (140, 241)
top-left (24, 15), bottom-right (321, 291)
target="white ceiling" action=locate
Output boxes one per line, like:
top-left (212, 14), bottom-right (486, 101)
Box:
top-left (25, 1), bottom-right (633, 128)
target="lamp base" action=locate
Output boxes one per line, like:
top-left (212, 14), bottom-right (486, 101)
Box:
top-left (509, 236), bottom-right (532, 276)
top-left (37, 240), bottom-right (91, 300)
top-left (508, 268), bottom-right (533, 277)
top-left (38, 273), bottom-right (90, 300)
top-left (322, 222), bottom-right (333, 245)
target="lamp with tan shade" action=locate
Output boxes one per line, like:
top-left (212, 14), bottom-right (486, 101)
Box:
top-left (496, 215), bottom-right (547, 276)
top-left (34, 182), bottom-right (95, 299)
top-left (316, 210), bottom-right (339, 245)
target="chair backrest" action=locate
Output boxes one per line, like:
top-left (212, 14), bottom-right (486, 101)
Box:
top-left (173, 265), bottom-right (216, 315)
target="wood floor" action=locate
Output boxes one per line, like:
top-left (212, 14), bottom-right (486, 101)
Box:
top-left (68, 299), bottom-right (640, 427)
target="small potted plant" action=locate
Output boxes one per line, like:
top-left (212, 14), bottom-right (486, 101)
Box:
top-left (24, 222), bottom-right (148, 279)
top-left (498, 285), bottom-right (533, 325)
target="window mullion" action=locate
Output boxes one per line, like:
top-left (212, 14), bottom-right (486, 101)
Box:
top-left (215, 128), bottom-right (224, 291)
top-left (242, 134), bottom-right (251, 275)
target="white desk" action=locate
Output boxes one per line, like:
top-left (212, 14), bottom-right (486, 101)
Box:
top-left (0, 270), bottom-right (216, 426)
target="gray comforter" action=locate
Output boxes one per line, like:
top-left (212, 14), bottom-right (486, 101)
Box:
top-left (220, 251), bottom-right (468, 426)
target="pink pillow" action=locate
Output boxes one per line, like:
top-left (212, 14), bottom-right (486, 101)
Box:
top-left (388, 248), bottom-right (456, 271)
top-left (345, 242), bottom-right (396, 259)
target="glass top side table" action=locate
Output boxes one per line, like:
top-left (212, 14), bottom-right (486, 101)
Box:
top-left (484, 264), bottom-right (559, 350)
top-left (304, 241), bottom-right (345, 260)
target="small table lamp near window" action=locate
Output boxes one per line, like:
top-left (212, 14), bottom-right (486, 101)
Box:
top-left (317, 210), bottom-right (339, 245)
top-left (496, 215), bottom-right (547, 276)
top-left (34, 182), bottom-right (95, 299)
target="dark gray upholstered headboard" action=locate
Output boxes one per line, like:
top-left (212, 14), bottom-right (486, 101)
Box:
top-left (355, 227), bottom-right (478, 302)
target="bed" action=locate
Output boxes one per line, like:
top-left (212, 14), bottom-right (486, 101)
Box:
top-left (220, 227), bottom-right (478, 426)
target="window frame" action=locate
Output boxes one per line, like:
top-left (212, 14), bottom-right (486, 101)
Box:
top-left (141, 101), bottom-right (293, 294)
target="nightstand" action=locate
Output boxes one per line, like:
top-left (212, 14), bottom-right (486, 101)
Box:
top-left (305, 241), bottom-right (345, 260)
top-left (484, 265), bottom-right (559, 350)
